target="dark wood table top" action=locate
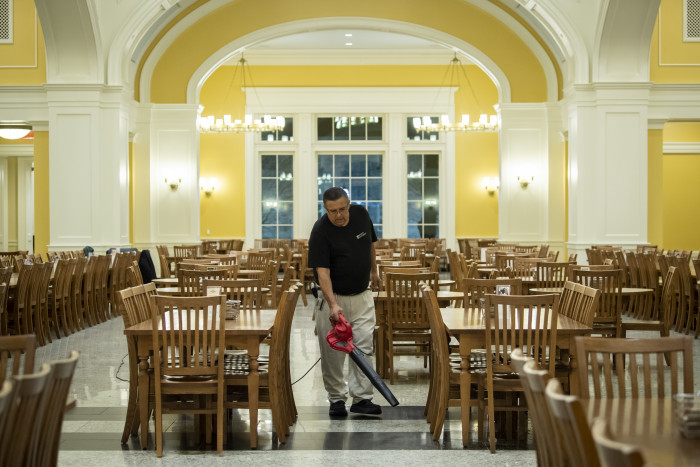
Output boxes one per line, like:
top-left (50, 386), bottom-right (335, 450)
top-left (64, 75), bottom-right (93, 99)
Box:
top-left (530, 286), bottom-right (654, 296)
top-left (582, 397), bottom-right (700, 466)
top-left (440, 307), bottom-right (592, 334)
top-left (124, 308), bottom-right (276, 336)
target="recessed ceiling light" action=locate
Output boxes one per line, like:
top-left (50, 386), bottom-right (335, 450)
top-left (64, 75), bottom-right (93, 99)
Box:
top-left (345, 42), bottom-right (353, 46)
top-left (345, 33), bottom-right (353, 37)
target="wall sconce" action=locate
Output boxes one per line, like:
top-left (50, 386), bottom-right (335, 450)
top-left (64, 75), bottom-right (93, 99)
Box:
top-left (483, 177), bottom-right (499, 195)
top-left (165, 177), bottom-right (181, 191)
top-left (200, 177), bottom-right (218, 196)
top-left (518, 175), bottom-right (534, 188)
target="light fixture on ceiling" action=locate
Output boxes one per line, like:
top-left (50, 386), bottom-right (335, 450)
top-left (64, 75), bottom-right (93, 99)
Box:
top-left (197, 54), bottom-right (285, 134)
top-left (0, 123), bottom-right (32, 140)
top-left (414, 53), bottom-right (498, 133)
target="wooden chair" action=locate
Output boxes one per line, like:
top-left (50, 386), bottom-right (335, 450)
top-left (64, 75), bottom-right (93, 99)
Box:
top-left (462, 278), bottom-right (523, 308)
top-left (479, 293), bottom-right (559, 452)
top-left (545, 378), bottom-right (601, 467)
top-left (558, 281), bottom-right (601, 328)
top-left (156, 245), bottom-right (173, 278)
top-left (173, 245), bottom-right (200, 274)
top-left (82, 255), bottom-right (99, 326)
top-left (672, 256), bottom-right (697, 336)
top-left (202, 278), bottom-right (264, 312)
top-left (69, 256), bottom-right (88, 332)
top-left (94, 255), bottom-right (111, 323)
top-left (621, 266), bottom-right (679, 341)
top-left (7, 264), bottom-right (34, 335)
top-left (0, 334), bottom-right (36, 385)
top-left (574, 335), bottom-right (694, 398)
top-left (177, 268), bottom-right (231, 296)
top-left (0, 363), bottom-right (53, 467)
top-left (118, 283), bottom-right (158, 443)
top-left (247, 251), bottom-right (273, 273)
top-left (297, 246), bottom-right (314, 306)
top-left (512, 257), bottom-right (540, 278)
top-left (31, 262), bottom-right (53, 346)
top-left (536, 262), bottom-right (570, 289)
top-left (399, 245), bottom-right (426, 265)
top-left (571, 269), bottom-right (622, 338)
top-left (0, 267), bottom-right (12, 335)
top-left (384, 272), bottom-right (439, 384)
top-left (495, 255), bottom-right (516, 277)
top-left (511, 349), bottom-right (565, 467)
top-left (225, 286), bottom-right (301, 443)
top-left (568, 253), bottom-right (578, 263)
top-left (32, 350), bottom-right (79, 467)
top-left (149, 294), bottom-right (226, 457)
top-left (591, 419), bottom-right (645, 467)
top-left (49, 259), bottom-right (75, 338)
top-left (378, 264), bottom-right (429, 290)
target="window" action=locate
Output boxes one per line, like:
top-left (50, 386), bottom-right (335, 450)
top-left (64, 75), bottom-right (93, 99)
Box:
top-left (261, 154), bottom-right (293, 239)
top-left (406, 116), bottom-right (440, 141)
top-left (317, 153), bottom-right (383, 237)
top-left (407, 153), bottom-right (439, 238)
top-left (317, 116), bottom-right (383, 141)
top-left (261, 117), bottom-right (294, 141)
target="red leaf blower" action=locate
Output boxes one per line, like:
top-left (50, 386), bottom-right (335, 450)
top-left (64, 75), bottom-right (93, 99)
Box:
top-left (326, 313), bottom-right (399, 407)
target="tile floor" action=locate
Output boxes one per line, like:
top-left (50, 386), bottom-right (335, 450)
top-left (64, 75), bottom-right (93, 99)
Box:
top-left (25, 289), bottom-right (700, 466)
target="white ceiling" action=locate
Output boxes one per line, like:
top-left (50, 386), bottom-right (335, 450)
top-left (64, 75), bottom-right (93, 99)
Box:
top-left (230, 29), bottom-right (462, 66)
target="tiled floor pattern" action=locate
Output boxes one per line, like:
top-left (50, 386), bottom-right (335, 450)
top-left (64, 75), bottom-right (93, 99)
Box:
top-left (23, 288), bottom-right (700, 466)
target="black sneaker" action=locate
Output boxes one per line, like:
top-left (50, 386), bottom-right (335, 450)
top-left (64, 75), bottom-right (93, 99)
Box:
top-left (329, 400), bottom-right (347, 417)
top-left (350, 399), bottom-right (382, 415)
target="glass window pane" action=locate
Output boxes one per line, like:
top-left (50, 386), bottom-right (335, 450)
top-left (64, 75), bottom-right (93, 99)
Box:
top-left (351, 154), bottom-right (366, 177)
top-left (407, 154), bottom-right (422, 175)
top-left (424, 203), bottom-right (438, 224)
top-left (407, 117), bottom-right (419, 140)
top-left (261, 131), bottom-right (274, 142)
top-left (261, 202), bottom-right (277, 225)
top-left (318, 180), bottom-right (332, 200)
top-left (367, 154), bottom-right (382, 177)
top-left (278, 180), bottom-right (293, 201)
top-left (368, 117), bottom-right (382, 140)
top-left (424, 154), bottom-right (439, 177)
top-left (424, 178), bottom-right (439, 200)
top-left (407, 178), bottom-right (422, 200)
top-left (278, 155), bottom-right (293, 176)
top-left (351, 178), bottom-right (366, 202)
top-left (261, 155), bottom-right (276, 177)
top-left (278, 226), bottom-right (293, 239)
top-left (318, 154), bottom-right (333, 177)
top-left (334, 117), bottom-right (349, 140)
top-left (374, 225), bottom-right (383, 238)
top-left (278, 202), bottom-right (293, 224)
top-left (262, 226), bottom-right (276, 239)
top-left (407, 201), bottom-right (422, 223)
top-left (280, 117), bottom-right (293, 141)
top-left (367, 202), bottom-right (382, 225)
top-left (261, 179), bottom-right (276, 200)
top-left (350, 117), bottom-right (366, 140)
top-left (424, 225), bottom-right (438, 239)
top-left (367, 179), bottom-right (382, 200)
top-left (318, 118), bottom-right (332, 140)
top-left (334, 154), bottom-right (349, 177)
top-left (318, 202), bottom-right (324, 219)
top-left (407, 225), bottom-right (421, 239)
top-left (335, 179), bottom-right (350, 193)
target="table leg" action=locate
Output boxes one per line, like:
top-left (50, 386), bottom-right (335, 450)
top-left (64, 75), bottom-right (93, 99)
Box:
top-left (459, 334), bottom-right (472, 446)
top-left (246, 336), bottom-right (260, 449)
top-left (137, 345), bottom-right (150, 449)
top-left (568, 335), bottom-right (579, 396)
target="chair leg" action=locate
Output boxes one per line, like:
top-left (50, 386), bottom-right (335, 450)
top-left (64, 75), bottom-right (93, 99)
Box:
top-left (155, 393), bottom-right (163, 457)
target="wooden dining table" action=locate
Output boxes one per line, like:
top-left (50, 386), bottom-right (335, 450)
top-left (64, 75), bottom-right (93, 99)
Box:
top-left (123, 308), bottom-right (277, 449)
top-left (441, 306), bottom-right (593, 446)
top-left (372, 289), bottom-right (464, 377)
top-left (530, 286), bottom-right (655, 298)
top-left (583, 397), bottom-right (700, 466)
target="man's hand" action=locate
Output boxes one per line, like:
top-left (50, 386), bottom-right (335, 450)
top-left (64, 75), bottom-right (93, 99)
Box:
top-left (329, 302), bottom-right (344, 323)
top-left (370, 270), bottom-right (382, 291)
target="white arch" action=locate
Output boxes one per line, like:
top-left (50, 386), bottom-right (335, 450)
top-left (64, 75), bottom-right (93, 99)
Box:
top-left (185, 17), bottom-right (514, 107)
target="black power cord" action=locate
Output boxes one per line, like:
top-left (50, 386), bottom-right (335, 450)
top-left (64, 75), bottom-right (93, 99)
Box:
top-left (291, 357), bottom-right (321, 385)
top-left (115, 353), bottom-right (129, 382)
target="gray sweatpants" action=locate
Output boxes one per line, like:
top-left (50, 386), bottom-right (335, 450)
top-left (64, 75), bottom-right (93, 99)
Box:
top-left (315, 289), bottom-right (376, 404)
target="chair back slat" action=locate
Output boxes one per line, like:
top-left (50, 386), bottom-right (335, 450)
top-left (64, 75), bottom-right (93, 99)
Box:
top-left (536, 262), bottom-right (569, 288)
top-left (385, 272), bottom-right (438, 329)
top-left (462, 278), bottom-right (523, 308)
top-left (202, 278), bottom-right (264, 311)
top-left (0, 334), bottom-right (36, 385)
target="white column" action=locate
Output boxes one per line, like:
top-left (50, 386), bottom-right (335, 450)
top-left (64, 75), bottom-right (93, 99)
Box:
top-left (45, 85), bottom-right (130, 253)
top-left (566, 84), bottom-right (651, 260)
top-left (498, 103), bottom-right (556, 244)
top-left (295, 113), bottom-right (315, 239)
top-left (384, 112), bottom-right (404, 239)
top-left (149, 104), bottom-right (201, 246)
top-left (16, 156), bottom-right (35, 253)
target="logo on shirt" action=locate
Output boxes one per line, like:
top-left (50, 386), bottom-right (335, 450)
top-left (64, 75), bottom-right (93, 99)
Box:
top-left (356, 232), bottom-right (366, 240)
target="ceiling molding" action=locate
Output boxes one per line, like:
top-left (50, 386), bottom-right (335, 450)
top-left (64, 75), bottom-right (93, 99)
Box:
top-left (663, 142), bottom-right (700, 154)
top-left (237, 49), bottom-right (458, 66)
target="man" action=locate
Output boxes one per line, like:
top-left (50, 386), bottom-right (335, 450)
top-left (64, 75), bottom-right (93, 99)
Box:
top-left (308, 187), bottom-right (382, 416)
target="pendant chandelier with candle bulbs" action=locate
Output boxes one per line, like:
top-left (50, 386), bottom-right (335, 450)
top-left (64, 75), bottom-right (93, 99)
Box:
top-left (413, 54), bottom-right (498, 133)
top-left (197, 54), bottom-right (285, 134)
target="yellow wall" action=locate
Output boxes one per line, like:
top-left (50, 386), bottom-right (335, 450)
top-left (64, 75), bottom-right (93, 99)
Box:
top-left (650, 0), bottom-right (700, 83)
top-left (0, 0), bottom-right (47, 85)
top-left (199, 63), bottom-right (499, 238)
top-left (147, 0), bottom-right (548, 104)
top-left (33, 132), bottom-right (49, 256)
top-left (7, 157), bottom-right (17, 247)
top-left (661, 123), bottom-right (700, 251)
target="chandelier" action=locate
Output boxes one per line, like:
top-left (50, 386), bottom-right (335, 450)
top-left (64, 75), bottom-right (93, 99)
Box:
top-left (414, 54), bottom-right (498, 133)
top-left (197, 55), bottom-right (285, 134)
